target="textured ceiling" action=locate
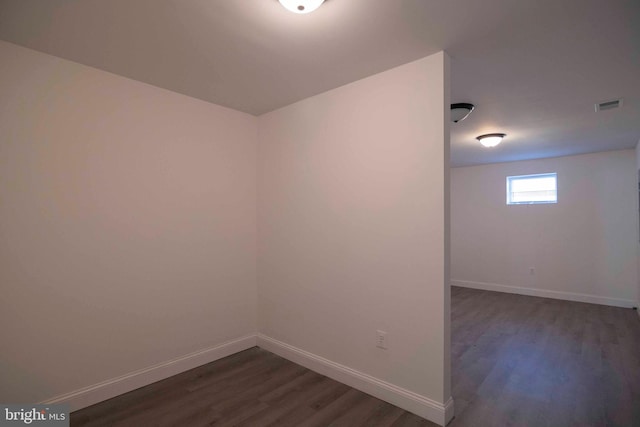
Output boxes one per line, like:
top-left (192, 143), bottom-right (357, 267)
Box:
top-left (1, 0), bottom-right (639, 166)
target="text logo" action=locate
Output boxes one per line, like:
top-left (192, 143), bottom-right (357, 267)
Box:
top-left (1, 405), bottom-right (68, 426)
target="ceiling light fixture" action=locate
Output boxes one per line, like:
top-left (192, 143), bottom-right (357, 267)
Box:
top-left (476, 133), bottom-right (506, 148)
top-left (451, 103), bottom-right (474, 123)
top-left (278, 0), bottom-right (324, 14)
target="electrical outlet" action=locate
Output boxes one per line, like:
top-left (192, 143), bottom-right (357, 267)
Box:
top-left (529, 267), bottom-right (535, 275)
top-left (376, 330), bottom-right (388, 350)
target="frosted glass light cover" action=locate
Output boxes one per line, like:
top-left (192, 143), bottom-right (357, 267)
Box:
top-left (279, 0), bottom-right (324, 14)
top-left (477, 133), bottom-right (505, 148)
top-left (479, 136), bottom-right (502, 147)
top-left (451, 103), bottom-right (474, 123)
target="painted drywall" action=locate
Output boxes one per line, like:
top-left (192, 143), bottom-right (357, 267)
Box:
top-left (0, 41), bottom-right (257, 403)
top-left (451, 150), bottom-right (638, 306)
top-left (0, 40), bottom-right (454, 421)
top-left (257, 52), bottom-right (451, 410)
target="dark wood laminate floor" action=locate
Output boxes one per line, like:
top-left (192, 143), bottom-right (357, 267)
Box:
top-left (72, 287), bottom-right (640, 427)
top-left (71, 346), bottom-right (436, 427)
top-left (450, 286), bottom-right (640, 427)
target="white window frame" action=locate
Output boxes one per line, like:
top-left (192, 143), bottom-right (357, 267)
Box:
top-left (506, 173), bottom-right (558, 205)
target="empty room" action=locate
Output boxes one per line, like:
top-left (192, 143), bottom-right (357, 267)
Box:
top-left (0, 1), bottom-right (639, 427)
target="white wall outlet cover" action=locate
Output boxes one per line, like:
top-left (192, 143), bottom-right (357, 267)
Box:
top-left (376, 330), bottom-right (388, 349)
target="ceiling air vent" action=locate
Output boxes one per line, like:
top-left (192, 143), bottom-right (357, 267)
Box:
top-left (595, 98), bottom-right (623, 112)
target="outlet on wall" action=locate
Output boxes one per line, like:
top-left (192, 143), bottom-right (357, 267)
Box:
top-left (376, 330), bottom-right (388, 349)
top-left (529, 267), bottom-right (535, 275)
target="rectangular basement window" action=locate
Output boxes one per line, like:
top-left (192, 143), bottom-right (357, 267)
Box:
top-left (507, 173), bottom-right (557, 205)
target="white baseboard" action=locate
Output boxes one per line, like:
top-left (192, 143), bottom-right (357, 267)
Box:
top-left (42, 334), bottom-right (257, 412)
top-left (256, 334), bottom-right (453, 426)
top-left (452, 279), bottom-right (635, 308)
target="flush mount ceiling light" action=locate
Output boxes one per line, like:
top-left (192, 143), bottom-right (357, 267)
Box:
top-left (279, 0), bottom-right (324, 14)
top-left (451, 103), bottom-right (474, 123)
top-left (476, 133), bottom-right (506, 148)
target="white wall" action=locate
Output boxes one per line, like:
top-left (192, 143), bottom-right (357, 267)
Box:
top-left (451, 150), bottom-right (638, 307)
top-left (257, 53), bottom-right (451, 423)
top-left (0, 41), bottom-right (257, 404)
top-left (0, 41), bottom-right (454, 424)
